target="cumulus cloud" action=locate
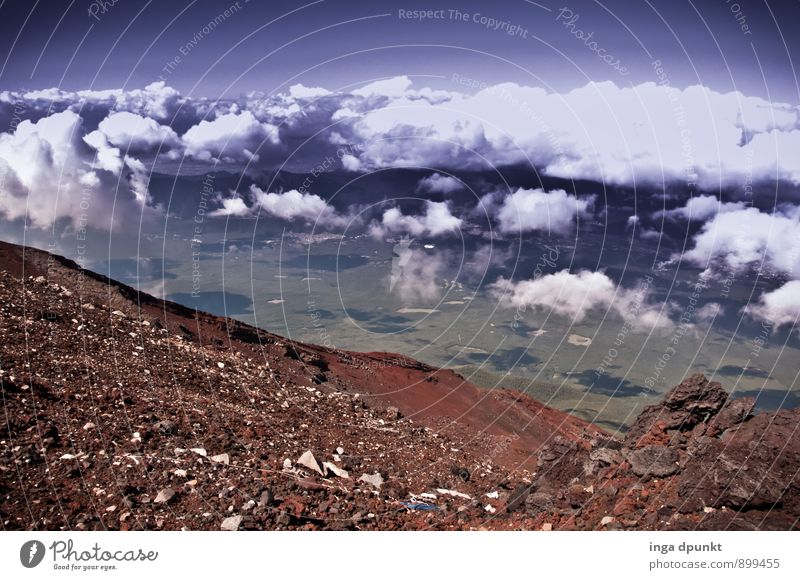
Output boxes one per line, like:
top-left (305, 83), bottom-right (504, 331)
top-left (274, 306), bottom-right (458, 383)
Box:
top-left (208, 194), bottom-right (250, 218)
top-left (746, 280), bottom-right (800, 332)
top-left (7, 78), bottom-right (800, 190)
top-left (416, 173), bottom-right (463, 194)
top-left (493, 188), bottom-right (595, 234)
top-left (656, 194), bottom-right (746, 221)
top-left (96, 111), bottom-right (180, 152)
top-left (490, 269), bottom-right (670, 330)
top-left (250, 186), bottom-right (348, 227)
top-left (182, 111), bottom-right (279, 162)
top-left (369, 201), bottom-right (462, 238)
top-left (0, 110), bottom-right (155, 230)
top-left (683, 206), bottom-right (800, 276)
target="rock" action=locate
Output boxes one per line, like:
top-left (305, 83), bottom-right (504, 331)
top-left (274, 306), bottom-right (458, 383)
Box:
top-left (190, 448), bottom-right (207, 457)
top-left (154, 488), bottom-right (175, 504)
top-left (525, 491), bottom-right (555, 515)
top-left (258, 489), bottom-right (275, 507)
top-left (210, 453), bottom-right (230, 465)
top-left (628, 445), bottom-right (680, 478)
top-left (336, 446), bottom-right (345, 455)
top-left (589, 447), bottom-right (623, 466)
top-left (677, 409), bottom-right (800, 510)
top-left (322, 461), bottom-right (349, 478)
top-left (154, 420), bottom-right (177, 435)
top-left (600, 516), bottom-right (615, 526)
top-left (707, 397), bottom-right (755, 436)
top-left (174, 469), bottom-right (187, 477)
top-left (282, 458), bottom-right (293, 470)
top-left (358, 472), bottom-right (384, 490)
top-left (506, 484), bottom-right (531, 512)
top-left (386, 406), bottom-right (402, 420)
top-left (297, 450), bottom-right (324, 476)
top-left (625, 374), bottom-right (728, 445)
top-left (82, 422), bottom-right (95, 431)
top-left (541, 523), bottom-right (553, 531)
top-left (450, 465), bottom-right (470, 482)
top-left (221, 515), bottom-right (241, 531)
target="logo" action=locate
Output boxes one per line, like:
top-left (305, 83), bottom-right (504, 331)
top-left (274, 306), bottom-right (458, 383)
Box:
top-left (20, 540), bottom-right (46, 568)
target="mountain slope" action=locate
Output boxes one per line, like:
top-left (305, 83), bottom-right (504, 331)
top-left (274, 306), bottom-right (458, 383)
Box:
top-left (1, 241), bottom-right (797, 531)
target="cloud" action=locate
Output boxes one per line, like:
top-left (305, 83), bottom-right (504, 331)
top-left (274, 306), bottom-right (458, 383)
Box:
top-left (288, 84), bottom-right (331, 99)
top-left (250, 187), bottom-right (348, 227)
top-left (656, 194), bottom-right (746, 221)
top-left (0, 110), bottom-right (155, 230)
top-left (746, 280), bottom-right (800, 332)
top-left (209, 194), bottom-right (250, 218)
top-left (493, 188), bottom-right (595, 234)
top-left (369, 201), bottom-right (462, 238)
top-left (490, 269), bottom-right (670, 330)
top-left (696, 302), bottom-right (724, 323)
top-left (416, 173), bottom-right (463, 194)
top-left (683, 206), bottom-right (800, 276)
top-left (182, 111), bottom-right (279, 162)
top-left (96, 111), bottom-right (180, 152)
top-left (353, 76), bottom-right (413, 98)
top-left (388, 245), bottom-right (445, 304)
top-left (7, 79), bottom-right (800, 190)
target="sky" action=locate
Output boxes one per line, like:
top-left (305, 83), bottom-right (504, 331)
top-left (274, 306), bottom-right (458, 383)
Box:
top-left (0, 0), bottom-right (798, 102)
top-left (1, 0), bottom-right (800, 336)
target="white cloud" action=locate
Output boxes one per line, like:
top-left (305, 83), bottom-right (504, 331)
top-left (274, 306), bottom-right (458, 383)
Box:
top-left (340, 154), bottom-right (361, 171)
top-left (182, 111), bottom-right (279, 163)
top-left (370, 201), bottom-right (462, 238)
top-left (416, 173), bottom-right (463, 194)
top-left (8, 78), bottom-right (800, 190)
top-left (490, 269), bottom-right (670, 330)
top-left (209, 194), bottom-right (250, 218)
top-left (746, 280), bottom-right (800, 332)
top-left (388, 245), bottom-right (445, 304)
top-left (250, 186), bottom-right (347, 227)
top-left (97, 111), bottom-right (180, 152)
top-left (494, 188), bottom-right (595, 234)
top-left (288, 84), bottom-right (331, 99)
top-left (696, 302), bottom-right (724, 323)
top-left (353, 76), bottom-right (413, 98)
top-left (0, 110), bottom-right (155, 229)
top-left (656, 194), bottom-right (746, 221)
top-left (683, 206), bottom-right (800, 276)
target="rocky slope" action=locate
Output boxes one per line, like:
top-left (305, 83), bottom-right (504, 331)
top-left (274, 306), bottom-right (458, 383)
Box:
top-left (0, 241), bottom-right (797, 530)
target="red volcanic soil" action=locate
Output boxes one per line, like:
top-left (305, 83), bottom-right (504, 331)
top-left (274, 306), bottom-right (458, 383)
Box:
top-left (1, 240), bottom-right (797, 531)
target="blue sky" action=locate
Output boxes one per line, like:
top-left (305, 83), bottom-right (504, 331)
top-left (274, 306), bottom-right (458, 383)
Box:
top-left (1, 0), bottom-right (798, 102)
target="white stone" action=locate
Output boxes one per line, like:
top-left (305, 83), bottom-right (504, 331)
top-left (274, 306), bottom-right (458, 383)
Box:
top-left (210, 453), bottom-right (230, 465)
top-left (297, 450), bottom-right (323, 476)
top-left (322, 461), bottom-right (349, 478)
top-left (221, 515), bottom-right (242, 531)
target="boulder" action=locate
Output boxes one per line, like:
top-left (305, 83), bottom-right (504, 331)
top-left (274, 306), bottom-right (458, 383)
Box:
top-left (627, 445), bottom-right (679, 478)
top-left (625, 374), bottom-right (728, 445)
